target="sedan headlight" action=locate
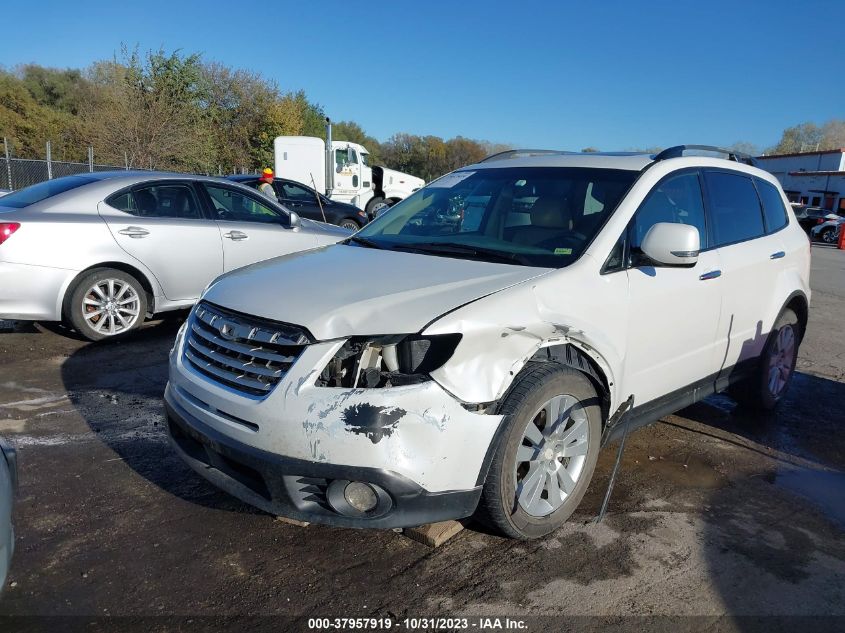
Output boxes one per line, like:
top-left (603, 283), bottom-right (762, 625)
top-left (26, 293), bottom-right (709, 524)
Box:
top-left (316, 334), bottom-right (462, 388)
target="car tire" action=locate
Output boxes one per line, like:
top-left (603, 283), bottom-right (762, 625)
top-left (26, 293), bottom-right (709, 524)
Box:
top-left (730, 308), bottom-right (800, 411)
top-left (338, 218), bottom-right (360, 231)
top-left (365, 197), bottom-right (386, 216)
top-left (821, 227), bottom-right (836, 244)
top-left (477, 363), bottom-right (602, 539)
top-left (65, 268), bottom-right (148, 341)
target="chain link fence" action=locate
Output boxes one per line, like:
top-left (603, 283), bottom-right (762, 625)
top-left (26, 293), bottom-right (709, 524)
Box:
top-left (1, 137), bottom-right (140, 191)
top-left (0, 157), bottom-right (133, 191)
top-left (0, 138), bottom-right (256, 192)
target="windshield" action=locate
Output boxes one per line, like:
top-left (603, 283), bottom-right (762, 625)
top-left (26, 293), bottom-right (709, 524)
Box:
top-left (0, 175), bottom-right (99, 209)
top-left (353, 167), bottom-right (637, 267)
top-left (361, 153), bottom-right (370, 167)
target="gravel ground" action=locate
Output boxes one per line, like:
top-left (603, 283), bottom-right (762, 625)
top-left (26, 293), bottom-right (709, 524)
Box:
top-left (0, 244), bottom-right (842, 632)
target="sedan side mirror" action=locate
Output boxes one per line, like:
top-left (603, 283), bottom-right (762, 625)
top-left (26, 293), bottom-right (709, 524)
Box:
top-left (640, 222), bottom-right (699, 267)
top-left (288, 211), bottom-right (301, 229)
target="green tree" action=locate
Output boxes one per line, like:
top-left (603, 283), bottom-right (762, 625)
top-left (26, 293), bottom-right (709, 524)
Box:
top-left (332, 120), bottom-right (382, 163)
top-left (0, 70), bottom-right (84, 160)
top-left (769, 122), bottom-right (822, 154)
top-left (85, 47), bottom-right (214, 171)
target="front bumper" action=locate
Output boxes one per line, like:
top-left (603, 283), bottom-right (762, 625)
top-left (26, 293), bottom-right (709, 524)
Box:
top-left (0, 261), bottom-right (74, 321)
top-left (166, 396), bottom-right (481, 528)
top-left (165, 323), bottom-right (504, 527)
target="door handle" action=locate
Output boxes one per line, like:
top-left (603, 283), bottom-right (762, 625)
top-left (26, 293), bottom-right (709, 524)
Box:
top-left (118, 226), bottom-right (149, 238)
top-left (223, 230), bottom-right (248, 241)
top-left (770, 251), bottom-right (786, 259)
top-left (699, 270), bottom-right (722, 281)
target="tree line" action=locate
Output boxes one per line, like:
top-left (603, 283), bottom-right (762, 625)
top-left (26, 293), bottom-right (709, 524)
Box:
top-left (1, 47), bottom-right (842, 182)
top-left (0, 47), bottom-right (508, 181)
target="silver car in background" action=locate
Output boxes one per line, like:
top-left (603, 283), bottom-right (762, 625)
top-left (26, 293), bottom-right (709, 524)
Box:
top-left (0, 173), bottom-right (350, 340)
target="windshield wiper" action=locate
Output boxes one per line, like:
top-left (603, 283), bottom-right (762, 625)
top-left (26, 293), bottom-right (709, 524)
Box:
top-left (345, 235), bottom-right (385, 249)
top-left (394, 241), bottom-right (530, 265)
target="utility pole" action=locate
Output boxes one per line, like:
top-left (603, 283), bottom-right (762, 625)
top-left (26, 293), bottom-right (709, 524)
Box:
top-left (3, 137), bottom-right (11, 190)
top-left (46, 141), bottom-right (53, 180)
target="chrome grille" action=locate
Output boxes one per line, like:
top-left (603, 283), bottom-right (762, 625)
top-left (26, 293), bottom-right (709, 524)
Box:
top-left (183, 302), bottom-right (310, 397)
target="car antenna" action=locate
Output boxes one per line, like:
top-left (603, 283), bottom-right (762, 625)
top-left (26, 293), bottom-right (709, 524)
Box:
top-left (595, 395), bottom-right (635, 523)
top-left (310, 172), bottom-right (327, 223)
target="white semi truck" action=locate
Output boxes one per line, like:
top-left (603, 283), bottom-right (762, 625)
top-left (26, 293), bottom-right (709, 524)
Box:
top-left (274, 119), bottom-right (424, 216)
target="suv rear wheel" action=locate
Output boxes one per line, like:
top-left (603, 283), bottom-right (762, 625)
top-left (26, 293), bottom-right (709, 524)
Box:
top-left (65, 268), bottom-right (147, 341)
top-left (478, 363), bottom-right (601, 539)
top-left (731, 308), bottom-right (800, 410)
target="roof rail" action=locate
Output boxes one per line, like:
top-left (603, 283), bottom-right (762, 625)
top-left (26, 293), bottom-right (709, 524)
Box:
top-left (653, 145), bottom-right (758, 166)
top-left (479, 149), bottom-right (579, 163)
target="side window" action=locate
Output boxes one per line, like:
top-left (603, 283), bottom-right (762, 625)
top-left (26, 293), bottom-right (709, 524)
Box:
top-left (756, 179), bottom-right (789, 233)
top-left (335, 148), bottom-right (358, 170)
top-left (704, 172), bottom-right (765, 246)
top-left (630, 172), bottom-right (707, 251)
top-left (106, 184), bottom-right (202, 219)
top-left (106, 192), bottom-right (134, 214)
top-left (281, 182), bottom-right (315, 202)
top-left (204, 185), bottom-right (282, 223)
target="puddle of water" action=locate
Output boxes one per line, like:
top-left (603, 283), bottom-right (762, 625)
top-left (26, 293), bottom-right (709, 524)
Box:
top-left (647, 453), bottom-right (726, 489)
top-left (775, 468), bottom-right (845, 529)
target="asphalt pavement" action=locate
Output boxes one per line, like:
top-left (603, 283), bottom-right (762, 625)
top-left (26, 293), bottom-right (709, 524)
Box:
top-left (0, 244), bottom-right (842, 631)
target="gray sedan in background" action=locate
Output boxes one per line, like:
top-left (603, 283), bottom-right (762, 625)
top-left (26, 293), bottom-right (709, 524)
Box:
top-left (0, 172), bottom-right (350, 340)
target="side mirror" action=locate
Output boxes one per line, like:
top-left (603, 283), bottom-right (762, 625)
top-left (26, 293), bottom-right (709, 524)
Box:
top-left (640, 222), bottom-right (699, 267)
top-left (347, 147), bottom-right (354, 163)
top-left (288, 211), bottom-right (301, 229)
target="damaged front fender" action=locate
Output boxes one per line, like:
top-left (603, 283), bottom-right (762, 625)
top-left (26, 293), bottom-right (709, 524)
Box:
top-left (423, 261), bottom-right (627, 412)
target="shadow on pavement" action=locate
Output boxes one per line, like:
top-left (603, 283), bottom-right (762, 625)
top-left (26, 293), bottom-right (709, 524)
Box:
top-left (59, 316), bottom-right (260, 515)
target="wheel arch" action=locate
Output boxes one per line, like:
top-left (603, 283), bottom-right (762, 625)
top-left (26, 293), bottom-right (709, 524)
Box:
top-left (526, 343), bottom-right (612, 424)
top-left (782, 290), bottom-right (809, 341)
top-left (61, 261), bottom-right (158, 320)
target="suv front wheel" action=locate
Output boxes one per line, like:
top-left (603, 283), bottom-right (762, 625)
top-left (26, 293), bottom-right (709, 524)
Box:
top-left (478, 363), bottom-right (602, 539)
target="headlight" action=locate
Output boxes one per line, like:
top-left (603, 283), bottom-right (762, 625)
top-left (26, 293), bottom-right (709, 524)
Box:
top-left (316, 333), bottom-right (462, 388)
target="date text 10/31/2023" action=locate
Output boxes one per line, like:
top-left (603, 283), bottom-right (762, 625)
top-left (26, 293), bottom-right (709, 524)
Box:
top-left (307, 617), bottom-right (529, 630)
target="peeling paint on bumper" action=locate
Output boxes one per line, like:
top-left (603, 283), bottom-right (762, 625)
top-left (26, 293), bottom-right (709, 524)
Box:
top-left (167, 336), bottom-right (503, 494)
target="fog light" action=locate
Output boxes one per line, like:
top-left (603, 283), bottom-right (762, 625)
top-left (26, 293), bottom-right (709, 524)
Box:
top-left (344, 481), bottom-right (378, 513)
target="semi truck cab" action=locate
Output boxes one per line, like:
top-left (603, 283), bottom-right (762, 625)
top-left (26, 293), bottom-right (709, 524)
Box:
top-left (274, 122), bottom-right (424, 216)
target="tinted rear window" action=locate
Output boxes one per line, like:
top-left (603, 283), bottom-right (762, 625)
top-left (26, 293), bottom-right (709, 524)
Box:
top-left (0, 175), bottom-right (99, 209)
top-left (704, 171), bottom-right (765, 247)
top-left (756, 179), bottom-right (789, 232)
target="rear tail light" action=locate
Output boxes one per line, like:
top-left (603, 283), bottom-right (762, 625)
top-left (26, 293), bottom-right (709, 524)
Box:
top-left (0, 223), bottom-right (19, 246)
top-left (817, 219), bottom-right (825, 224)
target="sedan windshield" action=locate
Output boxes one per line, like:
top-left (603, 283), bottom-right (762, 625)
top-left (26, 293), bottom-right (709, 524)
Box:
top-left (0, 175), bottom-right (99, 209)
top-left (352, 167), bottom-right (636, 267)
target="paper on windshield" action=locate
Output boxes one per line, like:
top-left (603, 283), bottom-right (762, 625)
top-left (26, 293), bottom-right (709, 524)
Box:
top-left (428, 171), bottom-right (475, 188)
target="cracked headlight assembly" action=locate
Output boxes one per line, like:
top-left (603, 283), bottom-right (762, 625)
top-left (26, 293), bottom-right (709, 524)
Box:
top-left (316, 333), bottom-right (462, 388)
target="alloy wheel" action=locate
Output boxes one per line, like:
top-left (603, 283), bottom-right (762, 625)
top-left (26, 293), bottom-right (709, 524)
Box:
top-left (81, 278), bottom-right (141, 336)
top-left (514, 394), bottom-right (590, 517)
top-left (767, 324), bottom-right (796, 398)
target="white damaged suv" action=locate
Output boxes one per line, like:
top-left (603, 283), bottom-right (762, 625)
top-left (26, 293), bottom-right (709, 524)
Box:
top-left (165, 146), bottom-right (810, 538)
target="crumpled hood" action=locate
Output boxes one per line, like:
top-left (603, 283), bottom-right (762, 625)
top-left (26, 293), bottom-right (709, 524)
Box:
top-left (202, 244), bottom-right (552, 340)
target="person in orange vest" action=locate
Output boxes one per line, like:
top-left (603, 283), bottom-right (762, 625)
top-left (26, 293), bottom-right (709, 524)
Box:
top-left (258, 168), bottom-right (276, 200)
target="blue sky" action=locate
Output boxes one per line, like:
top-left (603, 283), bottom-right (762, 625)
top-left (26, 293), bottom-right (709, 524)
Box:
top-left (1, 0), bottom-right (841, 150)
